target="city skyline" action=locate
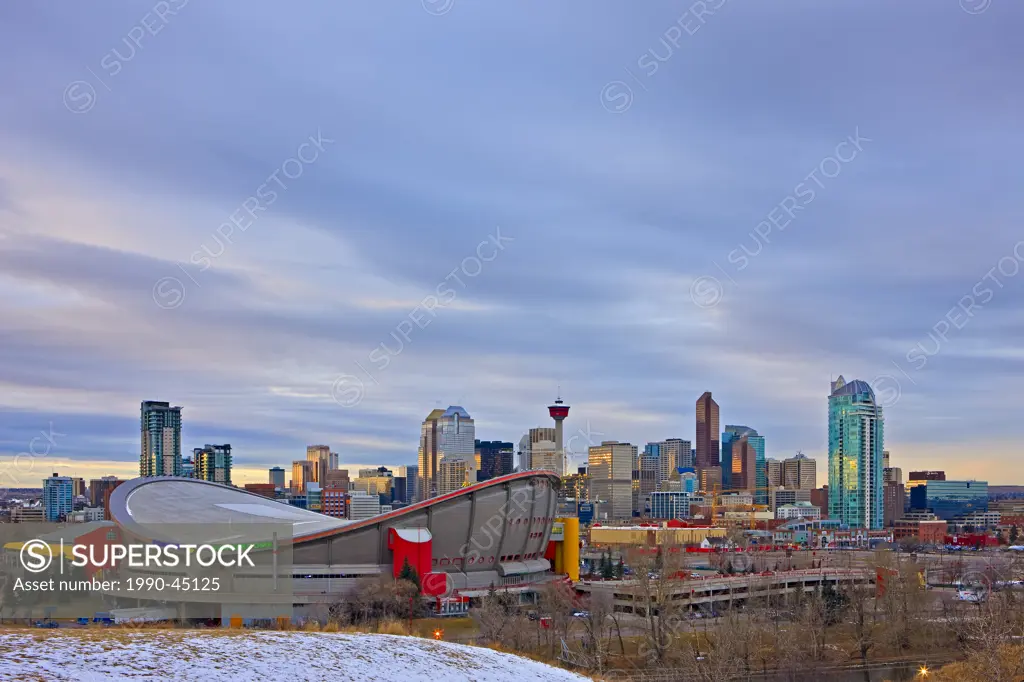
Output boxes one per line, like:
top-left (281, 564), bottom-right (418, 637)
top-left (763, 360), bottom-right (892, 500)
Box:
top-left (2, 3), bottom-right (1024, 487)
top-left (1, 382), bottom-right (1016, 488)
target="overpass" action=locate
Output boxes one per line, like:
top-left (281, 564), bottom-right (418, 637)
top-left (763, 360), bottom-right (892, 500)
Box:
top-left (575, 568), bottom-right (875, 614)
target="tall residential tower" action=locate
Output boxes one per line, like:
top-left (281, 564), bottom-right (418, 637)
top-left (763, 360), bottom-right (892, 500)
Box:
top-left (140, 400), bottom-right (183, 477)
top-left (828, 376), bottom-right (884, 529)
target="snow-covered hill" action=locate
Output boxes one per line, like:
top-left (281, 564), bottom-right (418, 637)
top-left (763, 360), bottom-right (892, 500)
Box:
top-left (0, 630), bottom-right (590, 681)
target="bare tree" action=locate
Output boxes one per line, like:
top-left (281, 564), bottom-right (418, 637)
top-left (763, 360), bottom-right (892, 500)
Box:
top-left (538, 581), bottom-right (577, 657)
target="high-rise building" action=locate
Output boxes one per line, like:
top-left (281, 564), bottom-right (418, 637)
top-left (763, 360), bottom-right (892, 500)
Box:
top-left (588, 441), bottom-right (635, 520)
top-left (730, 436), bottom-right (759, 491)
top-left (417, 409), bottom-right (444, 501)
top-left (766, 459), bottom-right (783, 488)
top-left (652, 439), bottom-right (692, 483)
top-left (476, 440), bottom-right (514, 481)
top-left (70, 477), bottom-right (86, 498)
top-left (828, 376), bottom-right (884, 529)
top-left (418, 406), bottom-right (476, 500)
top-left (347, 491), bottom-right (382, 520)
top-left (633, 448), bottom-right (659, 515)
top-left (697, 466), bottom-right (723, 494)
top-left (43, 473), bottom-right (74, 522)
top-left (140, 400), bottom-right (183, 477)
top-left (269, 467), bottom-right (286, 489)
top-left (306, 445), bottom-right (338, 486)
top-left (404, 465), bottom-right (419, 503)
top-left (438, 458), bottom-right (473, 495)
top-left (783, 453), bottom-right (816, 490)
top-left (322, 468), bottom-right (350, 492)
top-left (518, 427), bottom-right (559, 474)
top-left (89, 477), bottom-right (122, 510)
top-left (722, 425), bottom-right (765, 502)
top-left (291, 460), bottom-right (313, 494)
top-left (193, 444), bottom-right (232, 485)
top-left (884, 481), bottom-right (906, 527)
top-left (695, 392), bottom-right (720, 470)
top-left (562, 467), bottom-right (589, 502)
top-left (353, 466), bottom-right (393, 497)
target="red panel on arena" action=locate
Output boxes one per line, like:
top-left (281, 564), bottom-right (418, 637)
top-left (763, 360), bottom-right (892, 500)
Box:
top-left (388, 527), bottom-right (432, 580)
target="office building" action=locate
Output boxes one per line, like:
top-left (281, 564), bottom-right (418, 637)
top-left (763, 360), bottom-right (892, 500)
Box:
top-left (729, 436), bottom-right (759, 491)
top-left (89, 477), bottom-right (122, 509)
top-left (140, 400), bottom-right (183, 477)
top-left (269, 467), bottom-right (286, 489)
top-left (392, 476), bottom-right (407, 505)
top-left (811, 487), bottom-right (829, 519)
top-left (695, 392), bottom-right (720, 469)
top-left (321, 485), bottom-right (348, 518)
top-left (907, 471), bottom-right (945, 493)
top-left (563, 468), bottom-right (589, 502)
top-left (519, 427), bottom-right (560, 475)
top-left (348, 490), bottom-right (382, 520)
top-left (437, 458), bottom-right (472, 495)
top-left (633, 448), bottom-right (659, 515)
top-left (404, 465), bottom-right (418, 503)
top-left (476, 440), bottom-right (514, 481)
top-left (306, 445), bottom-right (338, 486)
top-left (783, 453), bottom-right (816, 490)
top-left (243, 483), bottom-right (276, 499)
top-left (883, 466), bottom-right (903, 485)
top-left (766, 458), bottom-right (782, 488)
top-left (292, 460), bottom-right (314, 494)
top-left (770, 487), bottom-right (811, 511)
top-left (910, 480), bottom-right (988, 521)
top-left (697, 466), bottom-right (723, 494)
top-left (193, 444), bottom-right (232, 485)
top-left (418, 406), bottom-right (476, 501)
top-left (652, 439), bottom-right (692, 483)
top-left (353, 467), bottom-right (393, 498)
top-left (828, 376), bottom-right (884, 529)
top-left (70, 477), bottom-right (86, 498)
top-left (722, 425), bottom-right (765, 502)
top-left (322, 468), bottom-right (350, 492)
top-left (181, 457), bottom-right (195, 478)
top-left (43, 473), bottom-right (74, 522)
top-left (884, 481), bottom-right (906, 527)
top-left (588, 441), bottom-right (635, 520)
top-left (651, 491), bottom-right (697, 520)
top-left (776, 502), bottom-right (821, 521)
top-left (305, 483), bottom-right (322, 513)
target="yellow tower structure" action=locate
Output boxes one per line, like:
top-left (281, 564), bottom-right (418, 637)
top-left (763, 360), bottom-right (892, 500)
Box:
top-left (553, 516), bottom-right (580, 581)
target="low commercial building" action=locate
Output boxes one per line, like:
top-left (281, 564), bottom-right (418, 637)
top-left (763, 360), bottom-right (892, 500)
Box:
top-left (776, 502), bottom-right (821, 521)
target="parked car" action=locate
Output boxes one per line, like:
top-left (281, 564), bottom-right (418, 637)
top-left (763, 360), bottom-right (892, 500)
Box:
top-left (572, 610), bottom-right (589, 618)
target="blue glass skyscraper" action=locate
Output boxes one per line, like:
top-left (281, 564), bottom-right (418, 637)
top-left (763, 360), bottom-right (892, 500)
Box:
top-left (722, 425), bottom-right (766, 503)
top-left (828, 376), bottom-right (884, 529)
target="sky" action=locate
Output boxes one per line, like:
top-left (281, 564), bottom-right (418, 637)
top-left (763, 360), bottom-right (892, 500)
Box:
top-left (1, 0), bottom-right (1022, 489)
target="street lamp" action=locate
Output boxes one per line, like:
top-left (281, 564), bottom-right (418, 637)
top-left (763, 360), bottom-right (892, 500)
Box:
top-left (917, 665), bottom-right (930, 678)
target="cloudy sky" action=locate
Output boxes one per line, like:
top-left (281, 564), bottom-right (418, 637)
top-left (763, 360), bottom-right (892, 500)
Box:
top-left (1, 0), bottom-right (1022, 488)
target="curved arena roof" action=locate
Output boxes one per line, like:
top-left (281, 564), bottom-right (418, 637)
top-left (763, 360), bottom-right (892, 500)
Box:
top-left (109, 470), bottom-right (561, 547)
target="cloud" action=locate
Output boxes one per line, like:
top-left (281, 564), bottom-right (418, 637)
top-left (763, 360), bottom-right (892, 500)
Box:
top-left (1, 0), bottom-right (1023, 486)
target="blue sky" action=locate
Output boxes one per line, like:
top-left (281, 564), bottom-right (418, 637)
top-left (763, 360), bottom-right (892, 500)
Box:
top-left (1, 0), bottom-right (1022, 487)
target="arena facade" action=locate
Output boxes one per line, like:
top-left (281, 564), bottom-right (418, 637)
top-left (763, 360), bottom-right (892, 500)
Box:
top-left (104, 470), bottom-right (565, 622)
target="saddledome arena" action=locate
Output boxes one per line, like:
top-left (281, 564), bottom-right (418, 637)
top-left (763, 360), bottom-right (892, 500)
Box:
top-left (106, 471), bottom-right (564, 622)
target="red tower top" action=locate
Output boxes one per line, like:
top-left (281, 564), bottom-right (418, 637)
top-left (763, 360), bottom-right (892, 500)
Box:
top-left (548, 397), bottom-right (570, 420)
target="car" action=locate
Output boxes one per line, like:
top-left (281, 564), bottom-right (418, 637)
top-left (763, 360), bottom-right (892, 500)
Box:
top-left (572, 610), bottom-right (589, 618)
